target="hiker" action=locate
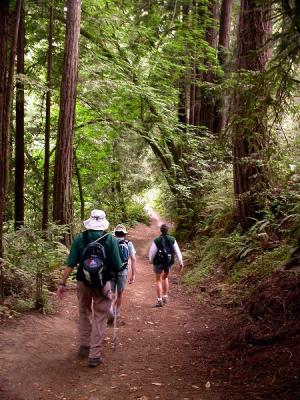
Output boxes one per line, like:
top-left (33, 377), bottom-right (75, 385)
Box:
top-left (149, 223), bottom-right (183, 307)
top-left (108, 224), bottom-right (136, 323)
top-left (57, 209), bottom-right (122, 368)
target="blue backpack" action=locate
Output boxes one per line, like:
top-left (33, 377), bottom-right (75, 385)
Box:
top-left (118, 239), bottom-right (130, 271)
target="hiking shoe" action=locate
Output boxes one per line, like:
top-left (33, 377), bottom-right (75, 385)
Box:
top-left (155, 299), bottom-right (163, 307)
top-left (162, 296), bottom-right (168, 304)
top-left (88, 357), bottom-right (102, 368)
top-left (78, 346), bottom-right (90, 359)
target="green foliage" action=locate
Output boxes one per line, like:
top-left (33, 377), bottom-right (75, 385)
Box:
top-left (228, 244), bottom-right (293, 285)
top-left (126, 201), bottom-right (151, 226)
top-left (184, 231), bottom-right (247, 286)
top-left (6, 0), bottom-right (300, 313)
top-left (2, 224), bottom-right (68, 309)
top-left (182, 160), bottom-right (298, 292)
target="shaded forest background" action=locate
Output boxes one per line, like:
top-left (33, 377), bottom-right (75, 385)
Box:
top-left (1, 0), bottom-right (300, 351)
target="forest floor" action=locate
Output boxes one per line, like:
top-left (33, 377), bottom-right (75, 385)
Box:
top-left (0, 215), bottom-right (299, 400)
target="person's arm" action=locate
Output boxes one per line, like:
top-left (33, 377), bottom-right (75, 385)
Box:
top-left (57, 234), bottom-right (81, 299)
top-left (128, 254), bottom-right (136, 284)
top-left (149, 241), bottom-right (157, 263)
top-left (173, 240), bottom-right (184, 271)
top-left (128, 241), bottom-right (136, 283)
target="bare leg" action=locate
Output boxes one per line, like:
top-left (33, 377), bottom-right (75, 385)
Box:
top-left (155, 273), bottom-right (163, 299)
top-left (116, 290), bottom-right (123, 314)
top-left (162, 271), bottom-right (169, 297)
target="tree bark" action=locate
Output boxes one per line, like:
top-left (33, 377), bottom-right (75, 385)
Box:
top-left (53, 0), bottom-right (81, 245)
top-left (196, 0), bottom-right (218, 131)
top-left (42, 1), bottom-right (54, 231)
top-left (218, 0), bottom-right (233, 65)
top-left (15, 1), bottom-right (25, 230)
top-left (178, 2), bottom-right (190, 125)
top-left (0, 1), bottom-right (9, 257)
top-left (74, 151), bottom-right (84, 221)
top-left (213, 0), bottom-right (233, 134)
top-left (190, 0), bottom-right (218, 130)
top-left (232, 0), bottom-right (272, 231)
top-left (0, 0), bottom-right (22, 256)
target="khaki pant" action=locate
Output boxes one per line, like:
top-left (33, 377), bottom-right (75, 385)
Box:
top-left (77, 281), bottom-right (112, 359)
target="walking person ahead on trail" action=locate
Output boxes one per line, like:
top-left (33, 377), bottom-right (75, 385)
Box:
top-left (57, 209), bottom-right (122, 368)
top-left (108, 224), bottom-right (137, 323)
top-left (149, 224), bottom-right (183, 307)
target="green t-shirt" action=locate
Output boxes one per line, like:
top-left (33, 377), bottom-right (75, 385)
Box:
top-left (66, 230), bottom-right (122, 280)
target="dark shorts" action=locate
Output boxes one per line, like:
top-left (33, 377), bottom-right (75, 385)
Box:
top-left (110, 272), bottom-right (127, 292)
top-left (153, 264), bottom-right (172, 274)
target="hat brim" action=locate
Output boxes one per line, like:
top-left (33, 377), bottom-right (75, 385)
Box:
top-left (113, 228), bottom-right (128, 234)
top-left (83, 218), bottom-right (109, 231)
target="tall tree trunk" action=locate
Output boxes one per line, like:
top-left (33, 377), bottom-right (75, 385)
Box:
top-left (42, 1), bottom-right (54, 231)
top-left (74, 151), bottom-right (84, 221)
top-left (178, 2), bottom-right (190, 125)
top-left (213, 0), bottom-right (233, 134)
top-left (218, 0), bottom-right (233, 65)
top-left (232, 0), bottom-right (272, 231)
top-left (196, 0), bottom-right (218, 131)
top-left (189, 62), bottom-right (196, 125)
top-left (190, 0), bottom-right (218, 130)
top-left (0, 0), bottom-right (22, 256)
top-left (15, 1), bottom-right (25, 230)
top-left (53, 0), bottom-right (81, 245)
top-left (0, 2), bottom-right (10, 257)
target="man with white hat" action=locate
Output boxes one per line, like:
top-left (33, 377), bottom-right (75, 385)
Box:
top-left (57, 209), bottom-right (122, 368)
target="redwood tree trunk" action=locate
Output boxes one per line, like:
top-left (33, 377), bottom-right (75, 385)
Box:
top-left (0, 2), bottom-right (10, 257)
top-left (0, 0), bottom-right (22, 256)
top-left (42, 1), bottom-right (54, 231)
top-left (218, 0), bottom-right (233, 65)
top-left (53, 0), bottom-right (81, 245)
top-left (194, 0), bottom-right (218, 131)
top-left (15, 2), bottom-right (25, 230)
top-left (74, 151), bottom-right (84, 221)
top-left (232, 0), bottom-right (272, 231)
top-left (178, 2), bottom-right (190, 125)
top-left (213, 0), bottom-right (233, 134)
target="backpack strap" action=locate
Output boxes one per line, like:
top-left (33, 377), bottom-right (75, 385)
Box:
top-left (160, 234), bottom-right (172, 249)
top-left (82, 230), bottom-right (90, 247)
top-left (163, 235), bottom-right (174, 249)
top-left (82, 231), bottom-right (109, 245)
top-left (80, 231), bottom-right (109, 260)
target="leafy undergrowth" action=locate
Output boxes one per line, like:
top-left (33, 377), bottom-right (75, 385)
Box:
top-left (180, 168), bottom-right (300, 397)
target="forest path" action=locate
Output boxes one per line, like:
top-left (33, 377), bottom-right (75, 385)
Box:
top-left (0, 216), bottom-right (235, 400)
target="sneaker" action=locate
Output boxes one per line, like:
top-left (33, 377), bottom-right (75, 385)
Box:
top-left (162, 296), bottom-right (168, 304)
top-left (78, 346), bottom-right (90, 359)
top-left (88, 357), bottom-right (102, 368)
top-left (155, 299), bottom-right (163, 307)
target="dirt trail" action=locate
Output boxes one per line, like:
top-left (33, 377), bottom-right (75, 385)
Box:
top-left (0, 217), bottom-right (236, 400)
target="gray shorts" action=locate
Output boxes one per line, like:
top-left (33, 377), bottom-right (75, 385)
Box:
top-left (110, 272), bottom-right (127, 292)
top-left (153, 264), bottom-right (172, 274)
